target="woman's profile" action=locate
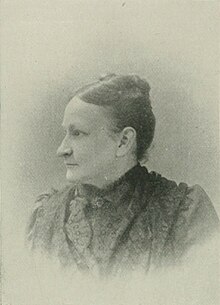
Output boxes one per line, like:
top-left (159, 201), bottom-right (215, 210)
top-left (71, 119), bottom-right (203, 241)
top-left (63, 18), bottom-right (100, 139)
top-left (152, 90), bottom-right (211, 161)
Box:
top-left (27, 74), bottom-right (219, 277)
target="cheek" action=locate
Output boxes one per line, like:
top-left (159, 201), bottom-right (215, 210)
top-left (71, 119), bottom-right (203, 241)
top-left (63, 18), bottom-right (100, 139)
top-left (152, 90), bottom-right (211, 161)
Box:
top-left (93, 133), bottom-right (117, 157)
top-left (74, 135), bottom-right (116, 162)
top-left (72, 139), bottom-right (99, 161)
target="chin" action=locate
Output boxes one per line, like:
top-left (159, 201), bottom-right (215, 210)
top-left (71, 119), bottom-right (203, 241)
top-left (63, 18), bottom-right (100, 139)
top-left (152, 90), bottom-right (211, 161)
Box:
top-left (66, 169), bottom-right (79, 182)
top-left (66, 169), bottom-right (86, 184)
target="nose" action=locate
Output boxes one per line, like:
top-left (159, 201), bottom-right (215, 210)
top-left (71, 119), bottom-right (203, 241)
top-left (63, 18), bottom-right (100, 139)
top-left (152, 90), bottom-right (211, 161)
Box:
top-left (57, 139), bottom-right (73, 157)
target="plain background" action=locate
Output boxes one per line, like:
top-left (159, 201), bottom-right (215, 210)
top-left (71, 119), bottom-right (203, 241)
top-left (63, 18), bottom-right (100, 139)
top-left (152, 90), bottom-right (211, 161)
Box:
top-left (1, 1), bottom-right (219, 305)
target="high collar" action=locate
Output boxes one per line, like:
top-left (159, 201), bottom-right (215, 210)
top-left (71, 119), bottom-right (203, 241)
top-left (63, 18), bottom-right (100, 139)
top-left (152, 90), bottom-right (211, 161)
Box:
top-left (76, 163), bottom-right (147, 207)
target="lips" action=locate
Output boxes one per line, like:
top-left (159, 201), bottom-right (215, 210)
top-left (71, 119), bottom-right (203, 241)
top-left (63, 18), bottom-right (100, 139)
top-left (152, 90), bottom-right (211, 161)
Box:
top-left (65, 163), bottom-right (78, 166)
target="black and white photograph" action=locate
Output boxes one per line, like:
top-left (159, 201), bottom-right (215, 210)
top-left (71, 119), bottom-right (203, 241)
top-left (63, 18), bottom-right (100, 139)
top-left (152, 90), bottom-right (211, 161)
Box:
top-left (1, 1), bottom-right (220, 305)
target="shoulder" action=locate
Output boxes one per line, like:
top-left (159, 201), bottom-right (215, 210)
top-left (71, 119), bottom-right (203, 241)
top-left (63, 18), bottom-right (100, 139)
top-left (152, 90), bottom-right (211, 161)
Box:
top-left (29, 185), bottom-right (74, 222)
top-left (136, 171), bottom-right (219, 262)
top-left (174, 184), bottom-right (220, 240)
top-left (26, 184), bottom-right (76, 247)
top-left (141, 170), bottom-right (219, 240)
top-left (146, 171), bottom-right (218, 216)
top-left (35, 184), bottom-right (76, 210)
top-left (146, 171), bottom-right (189, 214)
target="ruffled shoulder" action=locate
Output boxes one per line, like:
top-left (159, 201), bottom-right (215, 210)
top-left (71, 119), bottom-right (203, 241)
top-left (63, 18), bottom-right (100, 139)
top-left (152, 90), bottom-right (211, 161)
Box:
top-left (173, 184), bottom-right (220, 247)
top-left (137, 173), bottom-right (219, 265)
top-left (147, 171), bottom-right (189, 218)
top-left (26, 189), bottom-right (57, 239)
top-left (26, 185), bottom-right (76, 250)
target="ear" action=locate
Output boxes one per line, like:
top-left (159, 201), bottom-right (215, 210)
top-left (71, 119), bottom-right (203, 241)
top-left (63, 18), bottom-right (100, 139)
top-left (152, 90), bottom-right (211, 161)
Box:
top-left (116, 127), bottom-right (137, 158)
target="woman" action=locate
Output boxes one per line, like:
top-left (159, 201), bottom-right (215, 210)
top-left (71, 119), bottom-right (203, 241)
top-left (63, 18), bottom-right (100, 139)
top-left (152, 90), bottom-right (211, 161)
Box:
top-left (27, 74), bottom-right (219, 276)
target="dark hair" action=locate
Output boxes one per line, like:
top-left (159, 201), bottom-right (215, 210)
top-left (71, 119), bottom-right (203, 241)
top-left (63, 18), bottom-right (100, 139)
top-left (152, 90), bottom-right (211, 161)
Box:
top-left (75, 73), bottom-right (156, 162)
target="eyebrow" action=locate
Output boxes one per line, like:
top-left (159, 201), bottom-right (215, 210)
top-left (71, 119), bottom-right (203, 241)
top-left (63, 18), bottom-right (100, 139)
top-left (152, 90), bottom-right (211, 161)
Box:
top-left (62, 123), bottom-right (76, 130)
top-left (62, 123), bottom-right (90, 134)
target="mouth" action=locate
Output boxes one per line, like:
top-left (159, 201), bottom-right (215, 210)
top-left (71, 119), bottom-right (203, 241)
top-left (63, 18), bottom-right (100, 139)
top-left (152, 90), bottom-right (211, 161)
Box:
top-left (65, 163), bottom-right (78, 167)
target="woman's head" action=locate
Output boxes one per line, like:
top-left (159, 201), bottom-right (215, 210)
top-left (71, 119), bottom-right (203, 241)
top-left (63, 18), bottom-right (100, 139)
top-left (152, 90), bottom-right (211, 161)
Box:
top-left (77, 74), bottom-right (156, 162)
top-left (57, 74), bottom-right (156, 186)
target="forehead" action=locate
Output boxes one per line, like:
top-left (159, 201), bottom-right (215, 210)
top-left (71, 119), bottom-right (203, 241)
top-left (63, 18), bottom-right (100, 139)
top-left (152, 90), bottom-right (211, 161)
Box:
top-left (63, 97), bottom-right (112, 129)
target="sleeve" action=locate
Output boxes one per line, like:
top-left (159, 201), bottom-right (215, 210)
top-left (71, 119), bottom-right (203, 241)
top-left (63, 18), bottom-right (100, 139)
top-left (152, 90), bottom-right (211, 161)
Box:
top-left (172, 184), bottom-right (220, 261)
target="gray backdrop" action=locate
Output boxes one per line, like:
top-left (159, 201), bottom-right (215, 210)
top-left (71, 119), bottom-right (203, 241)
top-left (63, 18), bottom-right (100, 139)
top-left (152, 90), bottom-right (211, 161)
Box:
top-left (2, 1), bottom-right (219, 304)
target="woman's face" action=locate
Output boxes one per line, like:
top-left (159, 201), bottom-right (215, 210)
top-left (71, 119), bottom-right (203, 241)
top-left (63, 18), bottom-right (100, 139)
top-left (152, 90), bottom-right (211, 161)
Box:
top-left (57, 97), bottom-right (119, 186)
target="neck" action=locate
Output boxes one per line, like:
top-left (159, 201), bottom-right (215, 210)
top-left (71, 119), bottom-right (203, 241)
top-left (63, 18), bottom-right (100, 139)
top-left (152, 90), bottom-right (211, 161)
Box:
top-left (86, 159), bottom-right (138, 189)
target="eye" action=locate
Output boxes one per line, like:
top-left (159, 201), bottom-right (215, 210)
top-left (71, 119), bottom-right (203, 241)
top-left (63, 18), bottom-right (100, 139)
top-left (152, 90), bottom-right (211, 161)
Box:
top-left (71, 129), bottom-right (82, 137)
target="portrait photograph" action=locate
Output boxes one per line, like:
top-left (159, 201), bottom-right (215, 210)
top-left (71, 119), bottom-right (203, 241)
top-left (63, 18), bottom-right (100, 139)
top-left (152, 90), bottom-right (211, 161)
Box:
top-left (1, 1), bottom-right (220, 305)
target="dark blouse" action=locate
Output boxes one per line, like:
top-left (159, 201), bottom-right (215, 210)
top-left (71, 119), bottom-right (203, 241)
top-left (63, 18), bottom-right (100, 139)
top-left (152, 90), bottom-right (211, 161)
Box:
top-left (27, 164), bottom-right (219, 276)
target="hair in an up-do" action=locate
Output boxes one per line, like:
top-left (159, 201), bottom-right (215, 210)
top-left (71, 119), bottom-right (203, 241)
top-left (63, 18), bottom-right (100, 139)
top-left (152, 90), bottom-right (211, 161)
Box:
top-left (74, 73), bottom-right (156, 162)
